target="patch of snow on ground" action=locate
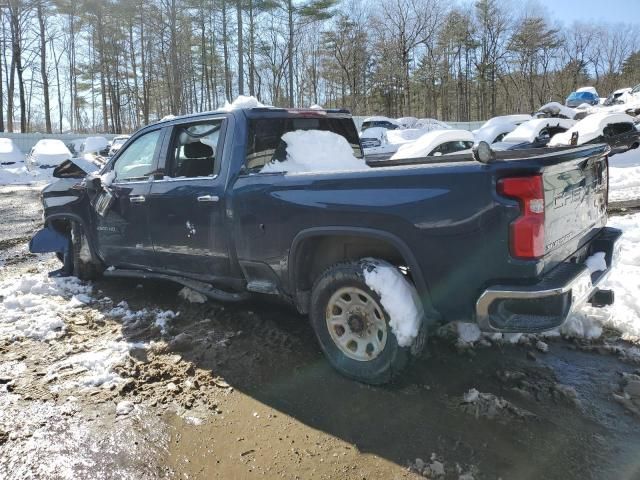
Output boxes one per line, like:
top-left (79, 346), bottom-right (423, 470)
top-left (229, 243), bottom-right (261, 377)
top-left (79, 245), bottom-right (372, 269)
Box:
top-left (362, 259), bottom-right (422, 347)
top-left (0, 274), bottom-right (92, 340)
top-left (0, 162), bottom-right (50, 185)
top-left (456, 322), bottom-right (481, 345)
top-left (178, 286), bottom-right (207, 303)
top-left (261, 130), bottom-right (369, 174)
top-left (609, 148), bottom-right (640, 203)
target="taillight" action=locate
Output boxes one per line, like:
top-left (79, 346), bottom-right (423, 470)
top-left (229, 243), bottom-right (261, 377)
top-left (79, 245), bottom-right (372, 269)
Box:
top-left (497, 175), bottom-right (545, 259)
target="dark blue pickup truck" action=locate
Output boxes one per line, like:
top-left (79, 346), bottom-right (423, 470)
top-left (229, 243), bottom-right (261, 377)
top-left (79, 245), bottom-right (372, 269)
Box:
top-left (31, 107), bottom-right (622, 383)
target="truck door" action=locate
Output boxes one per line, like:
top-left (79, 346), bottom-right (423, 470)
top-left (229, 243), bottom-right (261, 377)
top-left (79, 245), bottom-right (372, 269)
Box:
top-left (93, 127), bottom-right (165, 268)
top-left (146, 116), bottom-right (231, 278)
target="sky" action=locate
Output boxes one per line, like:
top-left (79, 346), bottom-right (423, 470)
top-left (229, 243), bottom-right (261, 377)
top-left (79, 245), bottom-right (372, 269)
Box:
top-left (537, 0), bottom-right (638, 25)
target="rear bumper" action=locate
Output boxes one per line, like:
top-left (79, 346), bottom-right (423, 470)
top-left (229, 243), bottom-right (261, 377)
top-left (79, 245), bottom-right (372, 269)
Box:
top-left (476, 227), bottom-right (622, 333)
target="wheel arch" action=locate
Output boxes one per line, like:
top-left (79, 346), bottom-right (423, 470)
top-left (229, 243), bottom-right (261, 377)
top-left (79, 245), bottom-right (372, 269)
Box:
top-left (46, 213), bottom-right (100, 260)
top-left (288, 227), bottom-right (437, 321)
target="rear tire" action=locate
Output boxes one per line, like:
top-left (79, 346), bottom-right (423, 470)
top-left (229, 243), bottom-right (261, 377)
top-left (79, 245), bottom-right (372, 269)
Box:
top-left (310, 260), bottom-right (423, 384)
top-left (71, 223), bottom-right (102, 280)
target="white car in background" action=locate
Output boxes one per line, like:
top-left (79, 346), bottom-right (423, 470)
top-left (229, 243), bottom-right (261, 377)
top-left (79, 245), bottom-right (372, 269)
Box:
top-left (0, 138), bottom-right (24, 165)
top-left (27, 139), bottom-right (72, 169)
top-left (80, 136), bottom-right (109, 156)
top-left (414, 118), bottom-right (451, 130)
top-left (390, 129), bottom-right (475, 160)
top-left (492, 117), bottom-right (576, 150)
top-left (396, 116), bottom-right (418, 128)
top-left (473, 114), bottom-right (532, 144)
top-left (108, 135), bottom-right (131, 156)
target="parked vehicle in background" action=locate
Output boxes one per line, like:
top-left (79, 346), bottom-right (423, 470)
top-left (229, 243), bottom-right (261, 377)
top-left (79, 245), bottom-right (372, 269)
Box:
top-left (108, 135), bottom-right (130, 156)
top-left (536, 102), bottom-right (577, 119)
top-left (360, 116), bottom-right (402, 132)
top-left (414, 118), bottom-right (451, 130)
top-left (80, 136), bottom-right (110, 156)
top-left (67, 138), bottom-right (86, 156)
top-left (0, 138), bottom-right (24, 165)
top-left (565, 87), bottom-right (599, 107)
top-left (29, 105), bottom-right (621, 384)
top-left (390, 129), bottom-right (474, 160)
top-left (26, 139), bottom-right (72, 169)
top-left (492, 118), bottom-right (576, 150)
top-left (360, 127), bottom-right (398, 156)
top-left (396, 117), bottom-right (418, 129)
top-left (604, 88), bottom-right (632, 106)
top-left (473, 115), bottom-right (532, 144)
top-left (549, 112), bottom-right (640, 155)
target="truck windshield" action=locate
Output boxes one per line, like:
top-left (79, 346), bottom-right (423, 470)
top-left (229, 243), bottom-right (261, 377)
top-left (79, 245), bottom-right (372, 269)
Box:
top-left (245, 117), bottom-right (362, 172)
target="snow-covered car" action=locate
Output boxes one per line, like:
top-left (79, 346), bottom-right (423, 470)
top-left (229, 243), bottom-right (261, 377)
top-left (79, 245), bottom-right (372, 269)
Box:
top-left (472, 114), bottom-right (532, 144)
top-left (396, 117), bottom-right (418, 129)
top-left (108, 135), bottom-right (130, 156)
top-left (604, 88), bottom-right (632, 106)
top-left (27, 139), bottom-right (72, 169)
top-left (360, 127), bottom-right (399, 156)
top-left (79, 136), bottom-right (109, 156)
top-left (67, 138), bottom-right (86, 155)
top-left (359, 116), bottom-right (402, 133)
top-left (390, 129), bottom-right (474, 160)
top-left (536, 102), bottom-right (578, 120)
top-left (548, 112), bottom-right (640, 155)
top-left (492, 118), bottom-right (576, 151)
top-left (565, 87), bottom-right (599, 107)
top-left (0, 138), bottom-right (24, 165)
top-left (414, 118), bottom-right (451, 130)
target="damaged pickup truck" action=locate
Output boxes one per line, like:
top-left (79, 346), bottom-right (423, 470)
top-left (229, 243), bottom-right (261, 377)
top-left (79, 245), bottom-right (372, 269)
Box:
top-left (30, 107), bottom-right (622, 384)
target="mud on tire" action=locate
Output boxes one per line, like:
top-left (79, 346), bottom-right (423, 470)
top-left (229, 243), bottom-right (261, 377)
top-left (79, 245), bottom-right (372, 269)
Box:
top-left (309, 260), bottom-right (424, 385)
top-left (71, 223), bottom-right (103, 280)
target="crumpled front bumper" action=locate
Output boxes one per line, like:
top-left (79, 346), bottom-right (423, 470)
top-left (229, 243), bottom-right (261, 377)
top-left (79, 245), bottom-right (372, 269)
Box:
top-left (476, 227), bottom-right (622, 333)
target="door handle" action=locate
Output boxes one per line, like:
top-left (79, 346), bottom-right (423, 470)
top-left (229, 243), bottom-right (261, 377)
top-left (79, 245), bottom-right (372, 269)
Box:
top-left (197, 195), bottom-right (219, 203)
top-left (129, 195), bottom-right (146, 203)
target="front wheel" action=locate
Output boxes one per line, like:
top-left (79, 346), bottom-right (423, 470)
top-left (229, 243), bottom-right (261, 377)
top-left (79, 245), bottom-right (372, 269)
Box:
top-left (71, 223), bottom-right (103, 280)
top-left (309, 260), bottom-right (425, 384)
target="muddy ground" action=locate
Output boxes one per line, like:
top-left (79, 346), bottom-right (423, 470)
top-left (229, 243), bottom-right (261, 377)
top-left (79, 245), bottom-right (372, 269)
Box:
top-left (1, 185), bottom-right (640, 480)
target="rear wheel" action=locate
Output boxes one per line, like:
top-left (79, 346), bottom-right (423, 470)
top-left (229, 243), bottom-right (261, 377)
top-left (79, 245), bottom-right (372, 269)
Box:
top-left (71, 223), bottom-right (103, 280)
top-left (310, 260), bottom-right (424, 384)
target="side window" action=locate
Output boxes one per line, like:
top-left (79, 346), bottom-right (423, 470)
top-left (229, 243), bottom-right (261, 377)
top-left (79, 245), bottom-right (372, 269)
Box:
top-left (167, 120), bottom-right (224, 178)
top-left (244, 117), bottom-right (362, 173)
top-left (113, 129), bottom-right (161, 182)
top-left (609, 123), bottom-right (634, 136)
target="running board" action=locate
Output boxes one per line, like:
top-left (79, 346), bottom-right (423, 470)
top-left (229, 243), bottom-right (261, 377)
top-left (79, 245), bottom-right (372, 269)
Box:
top-left (103, 268), bottom-right (250, 302)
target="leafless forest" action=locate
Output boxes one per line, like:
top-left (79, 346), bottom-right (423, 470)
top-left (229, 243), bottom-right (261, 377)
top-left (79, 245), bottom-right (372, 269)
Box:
top-left (1, 0), bottom-right (639, 133)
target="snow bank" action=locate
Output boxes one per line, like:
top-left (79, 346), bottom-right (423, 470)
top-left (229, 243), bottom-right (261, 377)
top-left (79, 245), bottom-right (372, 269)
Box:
top-left (221, 95), bottom-right (265, 111)
top-left (549, 112), bottom-right (635, 147)
top-left (503, 118), bottom-right (576, 144)
top-left (260, 129), bottom-right (368, 174)
top-left (0, 163), bottom-right (48, 185)
top-left (609, 148), bottom-right (640, 203)
top-left (0, 138), bottom-right (24, 163)
top-left (0, 274), bottom-right (92, 340)
top-left (391, 129), bottom-right (474, 160)
top-left (361, 259), bottom-right (422, 347)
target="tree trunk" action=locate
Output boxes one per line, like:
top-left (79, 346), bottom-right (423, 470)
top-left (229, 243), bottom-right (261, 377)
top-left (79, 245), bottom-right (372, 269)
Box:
top-left (236, 0), bottom-right (244, 95)
top-left (221, 0), bottom-right (231, 100)
top-left (37, 2), bottom-right (52, 133)
top-left (287, 0), bottom-right (294, 107)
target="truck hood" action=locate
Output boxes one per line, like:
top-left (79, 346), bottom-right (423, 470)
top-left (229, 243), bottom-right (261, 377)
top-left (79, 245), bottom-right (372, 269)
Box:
top-left (53, 157), bottom-right (102, 179)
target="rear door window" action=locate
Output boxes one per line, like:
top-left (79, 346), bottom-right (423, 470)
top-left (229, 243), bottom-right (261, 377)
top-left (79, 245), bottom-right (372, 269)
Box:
top-left (244, 117), bottom-right (362, 172)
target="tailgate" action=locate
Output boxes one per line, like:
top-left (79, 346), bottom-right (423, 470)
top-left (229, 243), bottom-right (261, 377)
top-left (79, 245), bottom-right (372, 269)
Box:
top-left (543, 150), bottom-right (608, 269)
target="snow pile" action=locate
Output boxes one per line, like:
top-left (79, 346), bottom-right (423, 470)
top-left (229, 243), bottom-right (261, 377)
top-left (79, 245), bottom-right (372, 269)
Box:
top-left (0, 163), bottom-right (47, 185)
top-left (0, 274), bottom-right (93, 340)
top-left (0, 137), bottom-right (24, 163)
top-left (391, 129), bottom-right (474, 160)
top-left (28, 139), bottom-right (72, 167)
top-left (46, 340), bottom-right (146, 390)
top-left (608, 148), bottom-right (640, 203)
top-left (260, 130), bottom-right (369, 174)
top-left (361, 259), bottom-right (423, 347)
top-left (221, 95), bottom-right (265, 111)
top-left (461, 388), bottom-right (534, 421)
top-left (503, 118), bottom-right (576, 144)
top-left (178, 286), bottom-right (207, 303)
top-left (549, 113), bottom-right (635, 147)
top-left (456, 322), bottom-right (481, 344)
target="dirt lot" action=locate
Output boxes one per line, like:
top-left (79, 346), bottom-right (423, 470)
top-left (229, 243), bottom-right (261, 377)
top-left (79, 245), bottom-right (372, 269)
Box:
top-left (1, 185), bottom-right (640, 480)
